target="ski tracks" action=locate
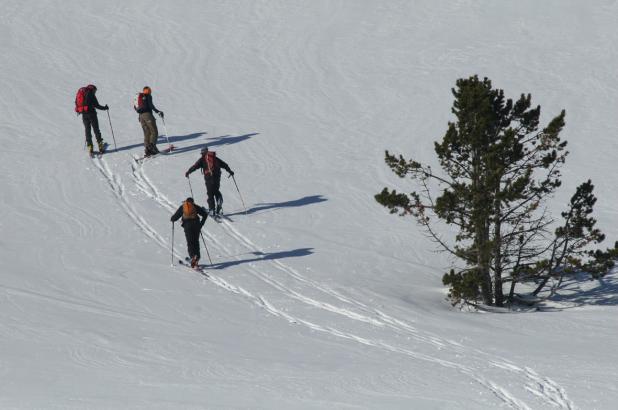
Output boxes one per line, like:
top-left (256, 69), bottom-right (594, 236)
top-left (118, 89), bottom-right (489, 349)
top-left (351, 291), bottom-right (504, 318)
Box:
top-left (92, 156), bottom-right (167, 249)
top-left (95, 154), bottom-right (577, 410)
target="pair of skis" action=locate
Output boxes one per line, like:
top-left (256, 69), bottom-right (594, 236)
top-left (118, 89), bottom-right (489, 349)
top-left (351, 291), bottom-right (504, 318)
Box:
top-left (135, 144), bottom-right (175, 162)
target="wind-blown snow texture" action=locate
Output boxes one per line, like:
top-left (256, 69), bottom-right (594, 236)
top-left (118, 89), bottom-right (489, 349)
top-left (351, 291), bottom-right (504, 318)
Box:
top-left (1, 1), bottom-right (617, 409)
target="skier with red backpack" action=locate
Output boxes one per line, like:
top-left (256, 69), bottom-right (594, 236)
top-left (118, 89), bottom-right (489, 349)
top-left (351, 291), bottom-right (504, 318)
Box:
top-left (75, 84), bottom-right (109, 156)
top-left (185, 146), bottom-right (234, 216)
top-left (134, 86), bottom-right (164, 157)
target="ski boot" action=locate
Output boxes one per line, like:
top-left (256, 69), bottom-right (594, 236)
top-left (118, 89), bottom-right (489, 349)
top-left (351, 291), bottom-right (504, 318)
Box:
top-left (98, 140), bottom-right (106, 154)
top-left (215, 198), bottom-right (223, 215)
top-left (191, 255), bottom-right (199, 268)
top-left (87, 144), bottom-right (94, 157)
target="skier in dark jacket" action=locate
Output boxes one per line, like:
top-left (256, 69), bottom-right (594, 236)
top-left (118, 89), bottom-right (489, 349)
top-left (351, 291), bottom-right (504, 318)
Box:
top-left (170, 197), bottom-right (208, 267)
top-left (185, 146), bottom-right (234, 216)
top-left (78, 84), bottom-right (108, 155)
top-left (134, 86), bottom-right (164, 157)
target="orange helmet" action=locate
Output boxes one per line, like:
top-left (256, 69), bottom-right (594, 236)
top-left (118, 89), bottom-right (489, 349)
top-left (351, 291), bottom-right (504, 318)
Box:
top-left (143, 86), bottom-right (151, 95)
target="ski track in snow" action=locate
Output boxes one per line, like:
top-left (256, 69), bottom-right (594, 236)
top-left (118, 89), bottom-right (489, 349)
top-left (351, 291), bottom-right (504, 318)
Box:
top-left (83, 152), bottom-right (579, 410)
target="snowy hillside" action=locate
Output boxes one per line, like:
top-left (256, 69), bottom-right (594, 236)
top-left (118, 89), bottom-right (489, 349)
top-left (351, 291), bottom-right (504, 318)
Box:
top-left (1, 1), bottom-right (617, 409)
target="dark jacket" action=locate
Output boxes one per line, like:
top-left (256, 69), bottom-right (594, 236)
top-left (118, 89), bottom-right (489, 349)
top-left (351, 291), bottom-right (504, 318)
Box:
top-left (84, 90), bottom-right (106, 114)
top-left (187, 155), bottom-right (232, 181)
top-left (170, 202), bottom-right (208, 228)
top-left (135, 94), bottom-right (161, 115)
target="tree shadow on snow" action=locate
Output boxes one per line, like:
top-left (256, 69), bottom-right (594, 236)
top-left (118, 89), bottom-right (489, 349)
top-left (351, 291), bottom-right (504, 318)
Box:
top-left (227, 195), bottom-right (328, 217)
top-left (208, 248), bottom-right (313, 270)
top-left (537, 272), bottom-right (618, 311)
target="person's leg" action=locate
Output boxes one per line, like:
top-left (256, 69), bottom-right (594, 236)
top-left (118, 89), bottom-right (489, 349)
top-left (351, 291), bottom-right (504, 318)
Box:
top-left (91, 114), bottom-right (103, 144)
top-left (184, 228), bottom-right (192, 257)
top-left (139, 114), bottom-right (151, 154)
top-left (148, 117), bottom-right (159, 149)
top-left (214, 179), bottom-right (223, 214)
top-left (186, 226), bottom-right (201, 267)
top-left (82, 114), bottom-right (93, 150)
top-left (142, 113), bottom-right (159, 153)
top-left (191, 229), bottom-right (201, 260)
top-left (205, 179), bottom-right (216, 212)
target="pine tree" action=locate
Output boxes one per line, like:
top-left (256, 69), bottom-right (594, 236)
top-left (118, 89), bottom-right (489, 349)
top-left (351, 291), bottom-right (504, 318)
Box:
top-left (376, 76), bottom-right (614, 307)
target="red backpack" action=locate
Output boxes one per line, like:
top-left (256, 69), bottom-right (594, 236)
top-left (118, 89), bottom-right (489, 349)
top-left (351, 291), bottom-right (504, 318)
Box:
top-left (203, 151), bottom-right (219, 176)
top-left (133, 92), bottom-right (145, 111)
top-left (75, 85), bottom-right (94, 113)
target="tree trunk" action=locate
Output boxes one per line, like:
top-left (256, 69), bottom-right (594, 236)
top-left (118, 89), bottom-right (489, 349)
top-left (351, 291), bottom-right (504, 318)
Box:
top-left (493, 203), bottom-right (504, 306)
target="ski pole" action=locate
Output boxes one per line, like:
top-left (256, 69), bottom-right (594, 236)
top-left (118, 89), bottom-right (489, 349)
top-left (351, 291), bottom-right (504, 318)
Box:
top-left (187, 175), bottom-right (195, 198)
top-left (171, 222), bottom-right (175, 266)
top-left (161, 117), bottom-right (172, 151)
top-left (106, 110), bottom-right (118, 151)
top-left (230, 174), bottom-right (247, 214)
top-left (200, 231), bottom-right (213, 265)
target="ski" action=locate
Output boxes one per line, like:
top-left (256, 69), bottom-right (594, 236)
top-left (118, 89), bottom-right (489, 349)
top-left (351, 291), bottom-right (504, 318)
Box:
top-left (211, 212), bottom-right (231, 223)
top-left (178, 258), bottom-right (211, 278)
top-left (214, 213), bottom-right (232, 222)
top-left (135, 145), bottom-right (174, 162)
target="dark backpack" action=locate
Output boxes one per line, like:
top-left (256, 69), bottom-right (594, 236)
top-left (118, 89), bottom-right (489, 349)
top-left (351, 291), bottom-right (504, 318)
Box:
top-left (75, 86), bottom-right (94, 113)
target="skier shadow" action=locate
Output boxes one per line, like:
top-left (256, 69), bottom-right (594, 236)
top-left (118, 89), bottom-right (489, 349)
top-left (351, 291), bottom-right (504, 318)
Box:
top-left (167, 132), bottom-right (207, 144)
top-left (113, 132), bottom-right (207, 153)
top-left (538, 273), bottom-right (618, 311)
top-left (227, 195), bottom-right (327, 217)
top-left (166, 132), bottom-right (259, 156)
top-left (208, 248), bottom-right (314, 270)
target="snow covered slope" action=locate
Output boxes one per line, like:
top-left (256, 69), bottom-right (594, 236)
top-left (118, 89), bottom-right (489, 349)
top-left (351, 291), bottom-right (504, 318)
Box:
top-left (1, 1), bottom-right (617, 408)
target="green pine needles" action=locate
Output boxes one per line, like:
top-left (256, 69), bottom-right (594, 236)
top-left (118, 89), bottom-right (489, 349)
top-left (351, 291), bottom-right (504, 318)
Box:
top-left (376, 75), bottom-right (617, 307)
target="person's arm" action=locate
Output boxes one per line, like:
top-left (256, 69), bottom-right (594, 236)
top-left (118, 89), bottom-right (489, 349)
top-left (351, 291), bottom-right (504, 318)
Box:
top-left (185, 158), bottom-right (203, 177)
top-left (170, 205), bottom-right (183, 222)
top-left (218, 158), bottom-right (234, 176)
top-left (197, 206), bottom-right (208, 226)
top-left (148, 95), bottom-right (162, 116)
top-left (92, 94), bottom-right (108, 111)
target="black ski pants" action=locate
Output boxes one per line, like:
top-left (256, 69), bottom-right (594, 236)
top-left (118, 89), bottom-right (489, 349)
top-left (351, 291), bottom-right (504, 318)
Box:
top-left (205, 177), bottom-right (223, 211)
top-left (82, 112), bottom-right (103, 147)
top-left (183, 221), bottom-right (201, 260)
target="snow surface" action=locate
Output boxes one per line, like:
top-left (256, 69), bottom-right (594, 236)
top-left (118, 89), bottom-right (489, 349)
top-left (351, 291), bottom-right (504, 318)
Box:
top-left (1, 1), bottom-right (617, 409)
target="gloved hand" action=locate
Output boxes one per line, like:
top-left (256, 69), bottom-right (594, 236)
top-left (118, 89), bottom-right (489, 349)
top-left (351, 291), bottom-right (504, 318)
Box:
top-left (158, 111), bottom-right (164, 119)
top-left (103, 105), bottom-right (109, 110)
top-left (185, 171), bottom-right (190, 178)
top-left (229, 170), bottom-right (235, 177)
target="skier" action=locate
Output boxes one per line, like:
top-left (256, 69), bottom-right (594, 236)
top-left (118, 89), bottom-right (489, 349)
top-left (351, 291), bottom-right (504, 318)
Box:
top-left (185, 146), bottom-right (234, 216)
top-left (134, 86), bottom-right (164, 157)
top-left (170, 197), bottom-right (208, 268)
top-left (75, 84), bottom-right (109, 156)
